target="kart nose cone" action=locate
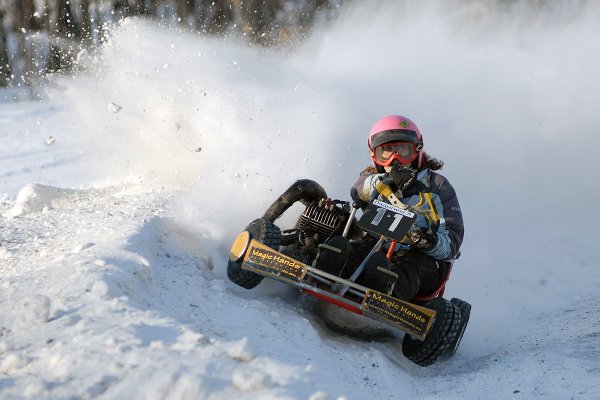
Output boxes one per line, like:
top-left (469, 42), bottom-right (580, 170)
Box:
top-left (229, 231), bottom-right (251, 262)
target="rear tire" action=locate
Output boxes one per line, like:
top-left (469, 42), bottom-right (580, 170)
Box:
top-left (401, 297), bottom-right (462, 366)
top-left (227, 218), bottom-right (281, 289)
top-left (446, 297), bottom-right (471, 357)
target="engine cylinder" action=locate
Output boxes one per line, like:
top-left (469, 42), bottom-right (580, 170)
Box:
top-left (298, 200), bottom-right (345, 244)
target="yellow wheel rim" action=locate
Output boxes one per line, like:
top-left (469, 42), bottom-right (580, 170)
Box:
top-left (229, 231), bottom-right (250, 262)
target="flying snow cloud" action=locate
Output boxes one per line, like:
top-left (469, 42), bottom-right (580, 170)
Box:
top-left (45, 0), bottom-right (600, 346)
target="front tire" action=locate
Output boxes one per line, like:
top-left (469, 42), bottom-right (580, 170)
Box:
top-left (446, 297), bottom-right (471, 357)
top-left (227, 218), bottom-right (281, 289)
top-left (401, 297), bottom-right (463, 366)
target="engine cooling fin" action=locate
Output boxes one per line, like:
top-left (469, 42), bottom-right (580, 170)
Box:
top-left (298, 200), bottom-right (345, 243)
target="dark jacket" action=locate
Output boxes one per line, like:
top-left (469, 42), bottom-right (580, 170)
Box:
top-left (351, 167), bottom-right (464, 261)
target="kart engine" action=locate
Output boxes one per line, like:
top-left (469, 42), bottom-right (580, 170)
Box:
top-left (297, 199), bottom-right (347, 245)
top-left (262, 180), bottom-right (359, 260)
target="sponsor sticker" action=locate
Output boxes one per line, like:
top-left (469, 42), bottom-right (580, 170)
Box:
top-left (373, 199), bottom-right (415, 218)
top-left (242, 240), bottom-right (307, 283)
top-left (362, 290), bottom-right (436, 340)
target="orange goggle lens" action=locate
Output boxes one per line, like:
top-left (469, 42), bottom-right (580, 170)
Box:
top-left (373, 142), bottom-right (418, 166)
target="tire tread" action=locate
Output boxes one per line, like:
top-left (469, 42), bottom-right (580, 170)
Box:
top-left (227, 218), bottom-right (281, 289)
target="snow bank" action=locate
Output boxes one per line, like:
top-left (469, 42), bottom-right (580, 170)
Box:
top-left (6, 183), bottom-right (75, 218)
top-left (0, 186), bottom-right (306, 398)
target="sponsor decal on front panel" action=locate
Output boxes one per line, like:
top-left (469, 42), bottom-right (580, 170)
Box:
top-left (362, 290), bottom-right (436, 339)
top-left (242, 240), bottom-right (307, 283)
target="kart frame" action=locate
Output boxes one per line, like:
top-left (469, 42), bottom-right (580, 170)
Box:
top-left (229, 197), bottom-right (438, 341)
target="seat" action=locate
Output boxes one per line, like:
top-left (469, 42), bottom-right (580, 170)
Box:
top-left (412, 263), bottom-right (453, 302)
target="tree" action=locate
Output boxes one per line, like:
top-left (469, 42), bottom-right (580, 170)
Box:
top-left (0, 3), bottom-right (10, 85)
top-left (0, 0), bottom-right (342, 88)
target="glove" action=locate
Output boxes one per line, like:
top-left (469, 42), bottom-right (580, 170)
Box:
top-left (390, 164), bottom-right (416, 190)
top-left (410, 227), bottom-right (438, 251)
top-left (381, 164), bottom-right (416, 195)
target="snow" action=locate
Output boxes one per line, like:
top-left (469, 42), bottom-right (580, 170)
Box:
top-left (1, 1), bottom-right (600, 399)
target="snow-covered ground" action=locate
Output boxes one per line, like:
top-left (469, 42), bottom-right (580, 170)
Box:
top-left (1, 2), bottom-right (600, 399)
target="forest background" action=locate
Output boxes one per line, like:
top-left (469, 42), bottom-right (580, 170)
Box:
top-left (0, 0), bottom-right (341, 93)
top-left (1, 0), bottom-right (554, 95)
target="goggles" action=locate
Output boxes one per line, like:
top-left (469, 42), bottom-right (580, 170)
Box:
top-left (372, 141), bottom-right (419, 166)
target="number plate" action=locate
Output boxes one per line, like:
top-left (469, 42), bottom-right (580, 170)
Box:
top-left (361, 290), bottom-right (436, 340)
top-left (357, 199), bottom-right (417, 241)
top-left (241, 240), bottom-right (308, 283)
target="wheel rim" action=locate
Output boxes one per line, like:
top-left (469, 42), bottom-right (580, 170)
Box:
top-left (229, 230), bottom-right (251, 262)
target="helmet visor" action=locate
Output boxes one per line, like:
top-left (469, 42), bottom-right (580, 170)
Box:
top-left (373, 142), bottom-right (418, 166)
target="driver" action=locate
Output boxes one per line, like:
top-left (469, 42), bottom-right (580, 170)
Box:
top-left (349, 115), bottom-right (464, 302)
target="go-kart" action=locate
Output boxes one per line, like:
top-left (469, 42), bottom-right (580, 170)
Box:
top-left (227, 179), bottom-right (470, 366)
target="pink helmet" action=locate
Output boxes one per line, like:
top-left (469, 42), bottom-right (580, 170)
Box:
top-left (368, 115), bottom-right (424, 169)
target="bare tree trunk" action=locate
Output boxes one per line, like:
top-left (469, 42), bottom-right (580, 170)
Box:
top-left (113, 0), bottom-right (136, 20)
top-left (78, 0), bottom-right (92, 42)
top-left (46, 0), bottom-right (62, 72)
top-left (230, 0), bottom-right (278, 45)
top-left (298, 0), bottom-right (330, 31)
top-left (197, 0), bottom-right (234, 36)
top-left (0, 3), bottom-right (5, 82)
top-left (141, 0), bottom-right (157, 17)
top-left (5, 0), bottom-right (32, 88)
top-left (177, 0), bottom-right (196, 27)
top-left (47, 0), bottom-right (77, 73)
top-left (22, 0), bottom-right (35, 89)
top-left (47, 0), bottom-right (60, 35)
top-left (0, 3), bottom-right (9, 86)
top-left (127, 0), bottom-right (142, 15)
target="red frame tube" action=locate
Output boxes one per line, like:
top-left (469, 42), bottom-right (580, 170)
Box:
top-left (302, 289), bottom-right (363, 315)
